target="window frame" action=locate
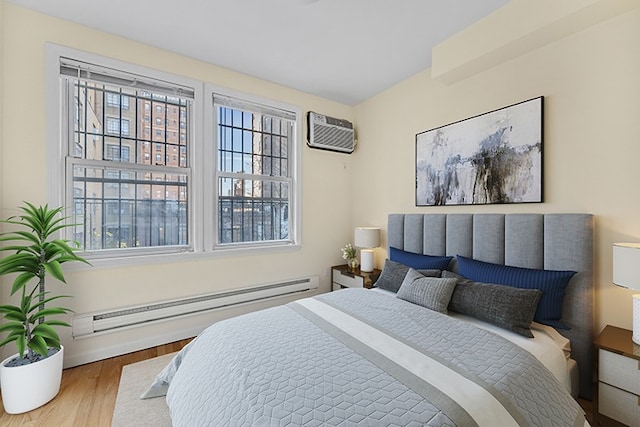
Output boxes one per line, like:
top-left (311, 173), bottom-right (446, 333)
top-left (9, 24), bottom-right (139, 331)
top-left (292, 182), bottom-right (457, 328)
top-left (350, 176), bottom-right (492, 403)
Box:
top-left (46, 45), bottom-right (301, 268)
top-left (203, 84), bottom-right (301, 253)
top-left (209, 86), bottom-right (301, 251)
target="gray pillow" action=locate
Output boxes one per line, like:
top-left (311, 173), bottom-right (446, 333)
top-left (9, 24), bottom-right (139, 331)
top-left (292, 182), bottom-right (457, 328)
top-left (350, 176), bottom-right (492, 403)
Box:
top-left (400, 268), bottom-right (425, 288)
top-left (374, 260), bottom-right (441, 293)
top-left (397, 271), bottom-right (458, 314)
top-left (442, 271), bottom-right (542, 338)
top-left (374, 259), bottom-right (412, 293)
top-left (417, 269), bottom-right (442, 278)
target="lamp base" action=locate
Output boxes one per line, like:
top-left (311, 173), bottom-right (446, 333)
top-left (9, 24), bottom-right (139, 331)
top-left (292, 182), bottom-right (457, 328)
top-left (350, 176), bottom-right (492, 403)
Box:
top-left (634, 294), bottom-right (640, 345)
top-left (360, 249), bottom-right (374, 273)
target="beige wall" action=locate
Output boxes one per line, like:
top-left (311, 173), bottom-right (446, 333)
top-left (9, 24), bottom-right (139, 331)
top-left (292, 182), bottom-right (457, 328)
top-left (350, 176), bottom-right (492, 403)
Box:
top-left (0, 3), bottom-right (355, 365)
top-left (353, 6), bottom-right (640, 334)
top-left (1, 1), bottom-right (639, 364)
top-left (0, 1), bottom-right (4, 311)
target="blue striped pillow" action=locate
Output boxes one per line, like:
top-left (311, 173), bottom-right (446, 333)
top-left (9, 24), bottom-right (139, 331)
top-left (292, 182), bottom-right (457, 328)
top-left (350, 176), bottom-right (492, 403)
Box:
top-left (390, 247), bottom-right (452, 270)
top-left (456, 255), bottom-right (576, 329)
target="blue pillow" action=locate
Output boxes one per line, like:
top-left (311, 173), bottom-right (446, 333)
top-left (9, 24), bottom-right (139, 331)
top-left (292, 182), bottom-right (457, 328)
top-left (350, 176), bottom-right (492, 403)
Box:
top-left (456, 255), bottom-right (576, 329)
top-left (389, 247), bottom-right (452, 270)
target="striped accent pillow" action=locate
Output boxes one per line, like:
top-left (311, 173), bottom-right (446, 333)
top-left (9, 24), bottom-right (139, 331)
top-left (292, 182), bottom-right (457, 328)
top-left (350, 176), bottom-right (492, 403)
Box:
top-left (390, 247), bottom-right (452, 270)
top-left (456, 255), bottom-right (576, 329)
top-left (396, 272), bottom-right (458, 314)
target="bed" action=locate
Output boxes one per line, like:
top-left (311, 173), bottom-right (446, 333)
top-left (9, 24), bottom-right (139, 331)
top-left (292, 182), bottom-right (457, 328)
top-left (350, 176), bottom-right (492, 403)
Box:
top-left (144, 213), bottom-right (594, 426)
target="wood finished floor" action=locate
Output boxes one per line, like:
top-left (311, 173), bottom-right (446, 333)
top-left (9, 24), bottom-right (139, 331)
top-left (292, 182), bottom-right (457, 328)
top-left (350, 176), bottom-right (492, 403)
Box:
top-left (0, 339), bottom-right (191, 426)
top-left (0, 339), bottom-right (609, 426)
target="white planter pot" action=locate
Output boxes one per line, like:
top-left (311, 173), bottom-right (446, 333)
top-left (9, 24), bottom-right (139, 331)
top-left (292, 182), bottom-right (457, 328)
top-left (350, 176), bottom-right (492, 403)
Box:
top-left (0, 346), bottom-right (64, 414)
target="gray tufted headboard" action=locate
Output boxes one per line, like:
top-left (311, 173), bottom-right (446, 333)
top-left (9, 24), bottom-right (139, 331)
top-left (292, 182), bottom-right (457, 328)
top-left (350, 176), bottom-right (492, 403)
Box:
top-left (387, 213), bottom-right (594, 399)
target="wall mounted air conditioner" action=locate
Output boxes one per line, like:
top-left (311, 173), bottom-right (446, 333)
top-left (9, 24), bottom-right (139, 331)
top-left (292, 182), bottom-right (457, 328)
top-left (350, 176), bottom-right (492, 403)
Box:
top-left (307, 111), bottom-right (355, 153)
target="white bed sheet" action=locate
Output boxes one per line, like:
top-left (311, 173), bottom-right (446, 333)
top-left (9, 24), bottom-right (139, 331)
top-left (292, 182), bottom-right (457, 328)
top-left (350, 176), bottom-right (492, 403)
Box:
top-left (370, 287), bottom-right (573, 394)
top-left (449, 313), bottom-right (572, 394)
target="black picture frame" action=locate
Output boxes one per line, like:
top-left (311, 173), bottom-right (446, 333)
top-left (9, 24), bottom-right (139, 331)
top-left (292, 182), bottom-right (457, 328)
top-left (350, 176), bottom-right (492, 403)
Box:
top-left (415, 96), bottom-right (543, 206)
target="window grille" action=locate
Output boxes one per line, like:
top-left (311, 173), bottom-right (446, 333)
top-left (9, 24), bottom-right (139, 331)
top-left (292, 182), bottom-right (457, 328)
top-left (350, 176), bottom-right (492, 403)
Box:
top-left (51, 48), bottom-right (300, 262)
top-left (60, 58), bottom-right (193, 254)
top-left (214, 94), bottom-right (295, 246)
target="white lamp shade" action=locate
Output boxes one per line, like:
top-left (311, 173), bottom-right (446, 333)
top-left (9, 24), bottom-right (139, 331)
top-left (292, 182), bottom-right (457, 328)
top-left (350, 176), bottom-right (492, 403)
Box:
top-left (613, 243), bottom-right (640, 290)
top-left (354, 227), bottom-right (380, 249)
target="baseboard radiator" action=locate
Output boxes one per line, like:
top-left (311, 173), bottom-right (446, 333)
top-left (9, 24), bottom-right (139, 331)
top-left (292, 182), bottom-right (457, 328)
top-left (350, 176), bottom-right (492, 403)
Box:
top-left (72, 276), bottom-right (318, 338)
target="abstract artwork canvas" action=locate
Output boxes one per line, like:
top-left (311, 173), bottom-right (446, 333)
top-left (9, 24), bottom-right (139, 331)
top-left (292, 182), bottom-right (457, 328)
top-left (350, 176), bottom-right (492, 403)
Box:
top-left (416, 97), bottom-right (543, 206)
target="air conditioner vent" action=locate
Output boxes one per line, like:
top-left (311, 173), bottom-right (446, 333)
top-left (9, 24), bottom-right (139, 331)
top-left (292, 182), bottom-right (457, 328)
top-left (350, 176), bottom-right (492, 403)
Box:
top-left (307, 111), bottom-right (355, 153)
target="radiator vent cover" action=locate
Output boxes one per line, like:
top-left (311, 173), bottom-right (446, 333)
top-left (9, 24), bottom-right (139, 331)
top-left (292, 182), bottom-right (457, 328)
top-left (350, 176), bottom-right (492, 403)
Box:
top-left (307, 111), bottom-right (355, 153)
top-left (72, 276), bottom-right (319, 338)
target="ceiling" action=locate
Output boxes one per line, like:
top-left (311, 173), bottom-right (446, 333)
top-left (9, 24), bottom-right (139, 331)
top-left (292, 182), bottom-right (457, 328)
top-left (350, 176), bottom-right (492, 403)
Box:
top-left (6, 0), bottom-right (510, 105)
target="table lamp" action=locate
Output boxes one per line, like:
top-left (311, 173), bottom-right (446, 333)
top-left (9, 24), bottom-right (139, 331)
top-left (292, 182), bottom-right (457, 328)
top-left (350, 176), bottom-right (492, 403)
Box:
top-left (354, 227), bottom-right (380, 273)
top-left (613, 243), bottom-right (640, 344)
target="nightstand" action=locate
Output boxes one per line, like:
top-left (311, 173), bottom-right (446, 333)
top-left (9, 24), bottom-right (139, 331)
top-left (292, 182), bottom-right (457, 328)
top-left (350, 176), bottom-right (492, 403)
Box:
top-left (594, 325), bottom-right (640, 427)
top-left (331, 264), bottom-right (381, 291)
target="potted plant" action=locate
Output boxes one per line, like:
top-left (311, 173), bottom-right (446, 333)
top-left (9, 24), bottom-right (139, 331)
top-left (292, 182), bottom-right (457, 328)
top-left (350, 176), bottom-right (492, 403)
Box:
top-left (341, 243), bottom-right (358, 271)
top-left (0, 202), bottom-right (89, 414)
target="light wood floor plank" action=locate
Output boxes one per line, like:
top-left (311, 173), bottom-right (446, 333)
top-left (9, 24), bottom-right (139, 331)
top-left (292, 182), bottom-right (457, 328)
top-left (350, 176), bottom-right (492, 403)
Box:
top-left (0, 338), bottom-right (191, 426)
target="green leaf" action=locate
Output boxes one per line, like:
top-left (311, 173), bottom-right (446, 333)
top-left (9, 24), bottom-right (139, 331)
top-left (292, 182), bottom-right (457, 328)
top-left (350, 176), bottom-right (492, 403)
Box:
top-left (32, 323), bottom-right (61, 342)
top-left (9, 272), bottom-right (38, 295)
top-left (42, 319), bottom-right (71, 328)
top-left (27, 335), bottom-right (49, 357)
top-left (16, 334), bottom-right (26, 358)
top-left (50, 239), bottom-right (77, 255)
top-left (44, 260), bottom-right (67, 283)
top-left (2, 230), bottom-right (40, 246)
top-left (29, 307), bottom-right (71, 323)
top-left (0, 253), bottom-right (40, 275)
top-left (43, 336), bottom-right (62, 349)
top-left (0, 304), bottom-right (24, 314)
top-left (4, 311), bottom-right (27, 322)
top-left (21, 293), bottom-right (33, 313)
top-left (0, 322), bottom-right (25, 334)
top-left (28, 294), bottom-right (70, 313)
top-left (0, 333), bottom-right (23, 349)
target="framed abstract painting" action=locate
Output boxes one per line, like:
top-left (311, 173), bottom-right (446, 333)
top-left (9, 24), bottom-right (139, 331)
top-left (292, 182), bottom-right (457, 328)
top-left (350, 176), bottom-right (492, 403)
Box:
top-left (416, 97), bottom-right (543, 206)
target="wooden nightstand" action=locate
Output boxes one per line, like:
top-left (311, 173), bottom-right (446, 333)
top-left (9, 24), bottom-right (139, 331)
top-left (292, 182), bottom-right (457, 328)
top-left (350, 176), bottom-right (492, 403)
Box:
top-left (331, 264), bottom-right (381, 291)
top-left (593, 325), bottom-right (640, 427)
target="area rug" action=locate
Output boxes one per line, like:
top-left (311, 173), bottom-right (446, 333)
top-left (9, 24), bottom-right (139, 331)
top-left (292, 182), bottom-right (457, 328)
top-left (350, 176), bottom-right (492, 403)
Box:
top-left (112, 353), bottom-right (174, 426)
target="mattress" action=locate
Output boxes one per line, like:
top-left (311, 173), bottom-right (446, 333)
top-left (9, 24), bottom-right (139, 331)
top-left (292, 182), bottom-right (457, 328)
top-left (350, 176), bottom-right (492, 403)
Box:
top-left (144, 288), bottom-right (586, 426)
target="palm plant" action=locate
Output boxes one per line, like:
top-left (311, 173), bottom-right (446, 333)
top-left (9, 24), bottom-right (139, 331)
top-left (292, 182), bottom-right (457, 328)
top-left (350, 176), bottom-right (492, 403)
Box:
top-left (0, 202), bottom-right (89, 363)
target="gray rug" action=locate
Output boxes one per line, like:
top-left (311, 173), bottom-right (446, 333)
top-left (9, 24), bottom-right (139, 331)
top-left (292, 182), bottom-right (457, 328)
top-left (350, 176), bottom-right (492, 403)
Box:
top-left (112, 353), bottom-right (174, 426)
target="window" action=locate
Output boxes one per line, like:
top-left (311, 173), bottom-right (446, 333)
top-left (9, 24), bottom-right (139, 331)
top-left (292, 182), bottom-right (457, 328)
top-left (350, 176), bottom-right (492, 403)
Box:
top-left (213, 94), bottom-right (296, 247)
top-left (106, 144), bottom-right (130, 162)
top-left (58, 56), bottom-right (193, 256)
top-left (106, 117), bottom-right (130, 136)
top-left (49, 46), bottom-right (300, 262)
top-left (106, 92), bottom-right (130, 109)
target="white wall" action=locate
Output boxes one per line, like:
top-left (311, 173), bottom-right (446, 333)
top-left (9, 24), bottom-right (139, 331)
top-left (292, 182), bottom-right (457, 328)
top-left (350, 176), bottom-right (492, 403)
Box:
top-left (352, 5), bottom-right (640, 334)
top-left (0, 3), bottom-right (355, 365)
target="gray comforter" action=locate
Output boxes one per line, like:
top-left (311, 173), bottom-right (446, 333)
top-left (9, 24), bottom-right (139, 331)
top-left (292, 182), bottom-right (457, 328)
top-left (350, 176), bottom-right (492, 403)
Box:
top-left (153, 289), bottom-right (585, 426)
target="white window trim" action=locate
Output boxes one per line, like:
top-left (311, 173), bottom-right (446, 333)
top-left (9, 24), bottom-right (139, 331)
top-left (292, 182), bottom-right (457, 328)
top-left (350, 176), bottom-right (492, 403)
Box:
top-left (206, 83), bottom-right (302, 252)
top-left (45, 44), bottom-right (301, 269)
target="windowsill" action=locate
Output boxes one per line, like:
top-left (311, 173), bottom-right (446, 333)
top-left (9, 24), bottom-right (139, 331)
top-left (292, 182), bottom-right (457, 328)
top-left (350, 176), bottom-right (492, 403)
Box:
top-left (64, 243), bottom-right (303, 271)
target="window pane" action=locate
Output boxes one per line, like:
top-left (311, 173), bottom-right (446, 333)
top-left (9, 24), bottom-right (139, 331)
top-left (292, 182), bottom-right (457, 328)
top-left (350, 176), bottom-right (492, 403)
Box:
top-left (72, 165), bottom-right (188, 251)
top-left (215, 98), bottom-right (294, 246)
top-left (73, 79), bottom-right (190, 168)
top-left (217, 177), bottom-right (289, 244)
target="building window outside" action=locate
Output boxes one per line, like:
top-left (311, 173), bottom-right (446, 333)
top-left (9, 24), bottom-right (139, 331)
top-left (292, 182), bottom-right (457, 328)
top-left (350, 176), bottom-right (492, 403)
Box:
top-left (106, 117), bottom-right (130, 136)
top-left (106, 92), bottom-right (130, 109)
